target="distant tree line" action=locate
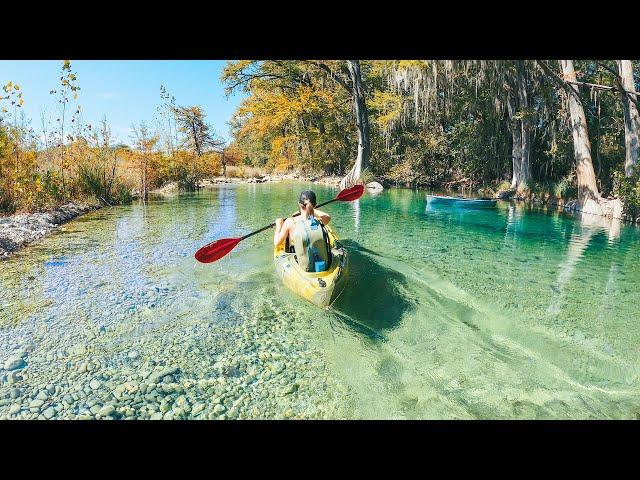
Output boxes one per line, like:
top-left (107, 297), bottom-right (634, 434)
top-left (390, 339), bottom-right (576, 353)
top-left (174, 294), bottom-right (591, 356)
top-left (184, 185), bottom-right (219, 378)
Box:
top-left (223, 60), bottom-right (640, 216)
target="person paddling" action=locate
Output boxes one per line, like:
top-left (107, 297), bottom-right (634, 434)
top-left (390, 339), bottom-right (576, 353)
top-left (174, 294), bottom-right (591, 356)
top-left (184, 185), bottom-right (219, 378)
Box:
top-left (274, 190), bottom-right (331, 272)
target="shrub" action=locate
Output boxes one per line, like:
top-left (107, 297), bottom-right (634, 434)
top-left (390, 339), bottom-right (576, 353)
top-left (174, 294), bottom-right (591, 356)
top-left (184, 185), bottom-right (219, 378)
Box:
top-left (495, 180), bottom-right (511, 193)
top-left (553, 174), bottom-right (577, 199)
top-left (613, 170), bottom-right (640, 217)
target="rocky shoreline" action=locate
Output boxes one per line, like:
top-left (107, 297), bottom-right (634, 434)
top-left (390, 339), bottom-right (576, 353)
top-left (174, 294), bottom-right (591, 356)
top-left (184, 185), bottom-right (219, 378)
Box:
top-left (0, 202), bottom-right (101, 259)
top-left (151, 173), bottom-right (344, 197)
top-left (0, 174), bottom-right (371, 260)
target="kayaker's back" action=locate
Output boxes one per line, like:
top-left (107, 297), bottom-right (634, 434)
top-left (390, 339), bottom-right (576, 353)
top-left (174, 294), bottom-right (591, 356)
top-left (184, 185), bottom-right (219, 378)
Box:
top-left (291, 216), bottom-right (330, 272)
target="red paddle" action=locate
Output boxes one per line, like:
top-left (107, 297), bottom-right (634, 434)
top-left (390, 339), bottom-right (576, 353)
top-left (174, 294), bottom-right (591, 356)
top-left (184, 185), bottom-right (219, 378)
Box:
top-left (194, 184), bottom-right (365, 264)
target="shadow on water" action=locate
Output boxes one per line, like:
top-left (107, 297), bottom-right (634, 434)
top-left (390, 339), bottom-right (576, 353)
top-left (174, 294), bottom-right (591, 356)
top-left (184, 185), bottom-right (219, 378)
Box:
top-left (329, 239), bottom-right (415, 342)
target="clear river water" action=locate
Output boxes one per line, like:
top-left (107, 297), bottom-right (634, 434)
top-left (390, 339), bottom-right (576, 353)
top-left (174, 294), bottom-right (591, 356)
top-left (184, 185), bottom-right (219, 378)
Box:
top-left (1, 182), bottom-right (639, 419)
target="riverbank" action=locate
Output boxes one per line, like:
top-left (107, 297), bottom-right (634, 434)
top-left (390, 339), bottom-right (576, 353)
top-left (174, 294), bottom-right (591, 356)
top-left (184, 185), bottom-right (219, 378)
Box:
top-left (0, 202), bottom-right (101, 259)
top-left (0, 173), bottom-right (347, 259)
top-left (492, 189), bottom-right (638, 224)
top-left (151, 173), bottom-right (344, 197)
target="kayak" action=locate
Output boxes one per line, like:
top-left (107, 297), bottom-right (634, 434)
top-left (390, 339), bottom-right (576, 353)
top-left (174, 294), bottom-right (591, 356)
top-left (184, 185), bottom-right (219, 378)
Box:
top-left (274, 223), bottom-right (348, 308)
top-left (426, 194), bottom-right (497, 209)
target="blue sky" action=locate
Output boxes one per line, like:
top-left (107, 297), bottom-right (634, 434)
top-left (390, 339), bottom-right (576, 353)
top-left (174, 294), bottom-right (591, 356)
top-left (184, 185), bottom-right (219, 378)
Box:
top-left (0, 60), bottom-right (245, 145)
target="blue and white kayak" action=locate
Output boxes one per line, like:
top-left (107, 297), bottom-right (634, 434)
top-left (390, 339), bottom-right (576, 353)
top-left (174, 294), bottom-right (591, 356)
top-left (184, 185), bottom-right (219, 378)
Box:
top-left (426, 194), bottom-right (497, 209)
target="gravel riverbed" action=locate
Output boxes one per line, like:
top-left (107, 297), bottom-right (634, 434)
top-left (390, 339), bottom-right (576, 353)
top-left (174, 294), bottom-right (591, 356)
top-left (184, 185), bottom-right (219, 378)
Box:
top-left (0, 289), bottom-right (352, 419)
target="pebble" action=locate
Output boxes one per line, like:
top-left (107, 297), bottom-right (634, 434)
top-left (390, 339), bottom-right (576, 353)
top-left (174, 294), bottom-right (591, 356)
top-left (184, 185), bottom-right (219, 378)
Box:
top-left (213, 404), bottom-right (226, 414)
top-left (98, 405), bottom-right (116, 417)
top-left (9, 404), bottom-right (21, 415)
top-left (282, 383), bottom-right (299, 396)
top-left (149, 367), bottom-right (179, 384)
top-left (7, 371), bottom-right (22, 384)
top-left (3, 356), bottom-right (26, 371)
top-left (89, 380), bottom-right (101, 390)
top-left (43, 407), bottom-right (56, 419)
top-left (29, 399), bottom-right (45, 409)
top-left (9, 388), bottom-right (22, 399)
top-left (192, 403), bottom-right (206, 415)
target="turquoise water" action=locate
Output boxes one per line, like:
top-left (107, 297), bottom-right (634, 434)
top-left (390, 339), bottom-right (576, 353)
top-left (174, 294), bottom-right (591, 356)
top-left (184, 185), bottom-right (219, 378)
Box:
top-left (1, 182), bottom-right (639, 419)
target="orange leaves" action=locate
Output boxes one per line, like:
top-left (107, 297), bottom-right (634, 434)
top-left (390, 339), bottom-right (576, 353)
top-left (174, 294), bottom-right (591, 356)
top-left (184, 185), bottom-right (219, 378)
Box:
top-left (269, 135), bottom-right (298, 171)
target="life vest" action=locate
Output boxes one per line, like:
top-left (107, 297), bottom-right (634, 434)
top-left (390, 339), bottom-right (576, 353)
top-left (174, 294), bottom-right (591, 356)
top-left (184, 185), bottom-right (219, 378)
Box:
top-left (292, 215), bottom-right (329, 272)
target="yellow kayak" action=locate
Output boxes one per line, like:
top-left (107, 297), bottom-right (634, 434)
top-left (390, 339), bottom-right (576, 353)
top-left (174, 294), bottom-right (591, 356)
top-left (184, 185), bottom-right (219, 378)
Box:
top-left (274, 223), bottom-right (348, 308)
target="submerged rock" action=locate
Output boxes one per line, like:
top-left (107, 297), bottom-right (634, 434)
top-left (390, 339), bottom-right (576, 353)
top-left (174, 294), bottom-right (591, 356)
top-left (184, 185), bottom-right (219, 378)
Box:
top-left (3, 356), bottom-right (26, 371)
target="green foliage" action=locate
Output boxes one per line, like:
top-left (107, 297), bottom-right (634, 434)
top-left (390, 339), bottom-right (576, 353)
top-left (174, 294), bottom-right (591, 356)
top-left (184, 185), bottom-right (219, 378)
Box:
top-left (553, 174), bottom-right (577, 199)
top-left (223, 59), bottom-right (635, 200)
top-left (613, 171), bottom-right (640, 216)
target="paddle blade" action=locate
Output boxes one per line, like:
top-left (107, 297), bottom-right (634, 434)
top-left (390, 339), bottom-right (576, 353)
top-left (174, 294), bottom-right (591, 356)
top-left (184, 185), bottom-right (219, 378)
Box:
top-left (335, 184), bottom-right (365, 202)
top-left (194, 237), bottom-right (241, 263)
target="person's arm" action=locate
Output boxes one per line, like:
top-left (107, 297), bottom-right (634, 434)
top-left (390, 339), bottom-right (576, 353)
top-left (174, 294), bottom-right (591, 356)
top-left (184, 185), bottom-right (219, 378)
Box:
top-left (313, 209), bottom-right (331, 225)
top-left (273, 218), bottom-right (291, 246)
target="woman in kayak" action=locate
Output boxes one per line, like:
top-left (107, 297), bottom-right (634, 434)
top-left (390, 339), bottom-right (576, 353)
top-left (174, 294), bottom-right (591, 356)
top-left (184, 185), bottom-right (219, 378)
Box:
top-left (274, 190), bottom-right (331, 271)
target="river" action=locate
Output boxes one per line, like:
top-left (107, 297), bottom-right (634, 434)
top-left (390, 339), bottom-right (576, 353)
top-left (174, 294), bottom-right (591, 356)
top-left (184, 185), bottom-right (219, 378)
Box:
top-left (1, 182), bottom-right (639, 419)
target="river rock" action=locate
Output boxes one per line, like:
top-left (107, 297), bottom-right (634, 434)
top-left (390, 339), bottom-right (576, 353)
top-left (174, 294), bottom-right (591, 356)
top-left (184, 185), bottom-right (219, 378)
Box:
top-left (43, 407), bottom-right (56, 419)
top-left (149, 366), bottom-right (179, 384)
top-left (89, 379), bottom-right (101, 390)
top-left (29, 399), bottom-right (45, 409)
top-left (9, 388), bottom-right (22, 399)
top-left (366, 181), bottom-right (384, 191)
top-left (98, 405), bottom-right (116, 417)
top-left (281, 383), bottom-right (299, 396)
top-left (7, 371), bottom-right (22, 384)
top-left (9, 404), bottom-right (21, 415)
top-left (3, 356), bottom-right (26, 371)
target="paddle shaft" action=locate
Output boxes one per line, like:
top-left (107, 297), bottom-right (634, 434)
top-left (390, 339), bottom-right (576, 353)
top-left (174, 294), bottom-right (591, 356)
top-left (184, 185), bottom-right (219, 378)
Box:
top-left (240, 197), bottom-right (339, 241)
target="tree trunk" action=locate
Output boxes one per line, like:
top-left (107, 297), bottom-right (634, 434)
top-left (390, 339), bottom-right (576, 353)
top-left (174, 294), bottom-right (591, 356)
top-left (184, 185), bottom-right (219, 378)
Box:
top-left (340, 60), bottom-right (371, 190)
top-left (516, 60), bottom-right (532, 187)
top-left (221, 149), bottom-right (227, 177)
top-left (617, 60), bottom-right (639, 176)
top-left (559, 60), bottom-right (601, 202)
top-left (507, 91), bottom-right (522, 190)
top-left (142, 153), bottom-right (148, 203)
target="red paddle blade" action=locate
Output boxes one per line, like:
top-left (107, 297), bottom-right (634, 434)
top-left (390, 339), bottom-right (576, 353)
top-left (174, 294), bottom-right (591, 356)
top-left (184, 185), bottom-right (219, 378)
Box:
top-left (194, 237), bottom-right (241, 263)
top-left (335, 184), bottom-right (365, 202)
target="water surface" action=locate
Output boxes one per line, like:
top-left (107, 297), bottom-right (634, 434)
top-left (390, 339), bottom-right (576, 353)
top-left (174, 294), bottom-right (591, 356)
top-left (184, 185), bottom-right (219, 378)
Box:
top-left (1, 183), bottom-right (639, 419)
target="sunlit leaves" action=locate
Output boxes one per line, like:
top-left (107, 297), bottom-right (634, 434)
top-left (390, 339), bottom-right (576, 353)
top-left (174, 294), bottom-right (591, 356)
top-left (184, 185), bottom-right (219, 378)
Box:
top-left (223, 60), bottom-right (355, 173)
